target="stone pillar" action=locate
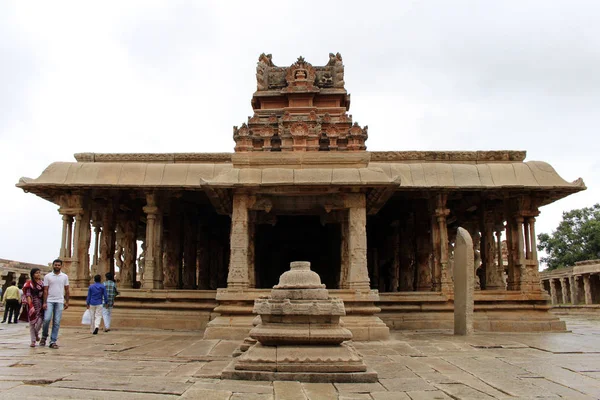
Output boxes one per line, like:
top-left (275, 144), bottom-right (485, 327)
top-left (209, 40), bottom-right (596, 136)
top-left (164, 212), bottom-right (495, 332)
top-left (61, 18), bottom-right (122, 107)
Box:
top-left (454, 227), bottom-right (474, 335)
top-left (571, 276), bottom-right (580, 305)
top-left (98, 204), bottom-right (116, 278)
top-left (142, 193), bottom-right (160, 289)
top-left (583, 275), bottom-right (593, 305)
top-left (154, 211), bottom-right (164, 289)
top-left (549, 279), bottom-right (558, 305)
top-left (432, 194), bottom-right (452, 293)
top-left (345, 193), bottom-right (370, 291)
top-left (164, 211), bottom-right (182, 289)
top-left (339, 213), bottom-right (350, 289)
top-left (515, 215), bottom-right (526, 289)
top-left (560, 277), bottom-right (569, 304)
top-left (74, 208), bottom-right (91, 288)
top-left (227, 193), bottom-right (253, 289)
top-left (121, 219), bottom-right (137, 288)
top-left (487, 224), bottom-right (505, 289)
top-left (416, 218), bottom-right (433, 291)
top-left (60, 214), bottom-right (70, 258)
top-left (91, 224), bottom-right (101, 278)
top-left (248, 215), bottom-right (256, 288)
top-left (66, 217), bottom-right (73, 258)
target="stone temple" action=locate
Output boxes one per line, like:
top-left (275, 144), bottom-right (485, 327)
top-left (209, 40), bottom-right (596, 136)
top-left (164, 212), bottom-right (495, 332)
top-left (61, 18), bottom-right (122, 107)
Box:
top-left (16, 53), bottom-right (585, 336)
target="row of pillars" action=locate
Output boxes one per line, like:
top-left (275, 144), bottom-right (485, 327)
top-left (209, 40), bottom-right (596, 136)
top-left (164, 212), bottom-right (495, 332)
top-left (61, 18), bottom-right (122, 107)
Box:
top-left (546, 275), bottom-right (597, 305)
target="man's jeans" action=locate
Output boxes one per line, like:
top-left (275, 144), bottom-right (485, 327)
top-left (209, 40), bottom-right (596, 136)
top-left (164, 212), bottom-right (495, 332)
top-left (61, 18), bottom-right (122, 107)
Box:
top-left (42, 302), bottom-right (64, 344)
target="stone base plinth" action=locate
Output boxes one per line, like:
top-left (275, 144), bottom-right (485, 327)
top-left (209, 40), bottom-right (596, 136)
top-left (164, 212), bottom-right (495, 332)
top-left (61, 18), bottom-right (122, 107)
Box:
top-left (204, 288), bottom-right (390, 341)
top-left (222, 343), bottom-right (378, 383)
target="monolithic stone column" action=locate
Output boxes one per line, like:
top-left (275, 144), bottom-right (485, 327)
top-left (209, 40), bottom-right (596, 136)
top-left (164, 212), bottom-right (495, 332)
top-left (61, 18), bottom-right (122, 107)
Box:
top-left (560, 277), bottom-right (569, 304)
top-left (454, 227), bottom-right (474, 336)
top-left (142, 193), bottom-right (160, 289)
top-left (345, 194), bottom-right (370, 291)
top-left (154, 207), bottom-right (164, 289)
top-left (515, 215), bottom-right (526, 289)
top-left (227, 193), bottom-right (253, 289)
top-left (583, 275), bottom-right (593, 305)
top-left (549, 279), bottom-right (558, 305)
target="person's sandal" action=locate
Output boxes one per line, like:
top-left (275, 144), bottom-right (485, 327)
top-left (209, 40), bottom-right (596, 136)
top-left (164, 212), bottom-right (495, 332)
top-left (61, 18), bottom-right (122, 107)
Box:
top-left (49, 343), bottom-right (59, 349)
top-left (39, 338), bottom-right (46, 346)
top-left (30, 342), bottom-right (36, 348)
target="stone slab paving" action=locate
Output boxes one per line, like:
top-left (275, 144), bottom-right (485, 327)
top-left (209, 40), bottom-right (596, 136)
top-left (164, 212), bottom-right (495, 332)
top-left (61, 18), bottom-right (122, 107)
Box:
top-left (1, 314), bottom-right (600, 399)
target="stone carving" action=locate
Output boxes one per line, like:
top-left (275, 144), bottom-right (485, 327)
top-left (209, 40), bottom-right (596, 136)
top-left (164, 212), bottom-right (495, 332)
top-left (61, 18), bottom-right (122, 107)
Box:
top-left (234, 53), bottom-right (366, 152)
top-left (223, 261), bottom-right (377, 382)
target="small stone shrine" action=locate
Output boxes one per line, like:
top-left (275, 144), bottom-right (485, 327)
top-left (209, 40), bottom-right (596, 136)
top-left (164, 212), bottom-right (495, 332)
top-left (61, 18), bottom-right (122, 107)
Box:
top-left (222, 261), bottom-right (377, 382)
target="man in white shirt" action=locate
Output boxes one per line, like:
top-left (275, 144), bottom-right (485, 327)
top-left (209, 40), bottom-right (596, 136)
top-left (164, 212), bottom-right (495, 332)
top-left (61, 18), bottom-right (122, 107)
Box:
top-left (40, 259), bottom-right (70, 349)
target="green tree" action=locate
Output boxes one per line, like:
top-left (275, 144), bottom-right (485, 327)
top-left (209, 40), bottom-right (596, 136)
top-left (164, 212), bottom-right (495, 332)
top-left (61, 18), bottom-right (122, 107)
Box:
top-left (538, 203), bottom-right (600, 270)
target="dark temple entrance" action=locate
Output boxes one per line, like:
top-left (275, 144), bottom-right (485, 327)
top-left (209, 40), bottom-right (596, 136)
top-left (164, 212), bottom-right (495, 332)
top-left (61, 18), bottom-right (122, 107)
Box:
top-left (255, 215), bottom-right (341, 289)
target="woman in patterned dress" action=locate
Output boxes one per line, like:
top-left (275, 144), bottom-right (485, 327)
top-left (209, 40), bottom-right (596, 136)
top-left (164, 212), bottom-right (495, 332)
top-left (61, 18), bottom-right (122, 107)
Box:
top-left (23, 268), bottom-right (44, 347)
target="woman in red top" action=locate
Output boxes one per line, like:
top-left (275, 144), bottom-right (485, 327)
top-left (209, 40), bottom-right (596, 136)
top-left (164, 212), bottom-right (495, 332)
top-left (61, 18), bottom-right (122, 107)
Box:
top-left (23, 268), bottom-right (44, 347)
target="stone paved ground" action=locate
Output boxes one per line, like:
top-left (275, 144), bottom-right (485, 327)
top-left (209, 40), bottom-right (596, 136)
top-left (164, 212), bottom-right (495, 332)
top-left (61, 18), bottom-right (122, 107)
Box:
top-left (1, 314), bottom-right (599, 399)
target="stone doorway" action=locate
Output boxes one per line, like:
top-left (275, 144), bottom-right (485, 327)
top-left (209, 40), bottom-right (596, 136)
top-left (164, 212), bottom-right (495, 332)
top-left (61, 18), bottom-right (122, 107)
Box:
top-left (254, 215), bottom-right (341, 289)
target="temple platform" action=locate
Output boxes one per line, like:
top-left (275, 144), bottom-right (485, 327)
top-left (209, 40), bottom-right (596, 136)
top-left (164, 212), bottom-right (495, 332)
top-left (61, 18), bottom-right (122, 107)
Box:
top-left (61, 288), bottom-right (566, 334)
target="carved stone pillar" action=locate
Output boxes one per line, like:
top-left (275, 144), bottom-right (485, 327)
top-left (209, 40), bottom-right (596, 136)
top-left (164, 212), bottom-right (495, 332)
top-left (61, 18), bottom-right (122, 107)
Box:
top-left (487, 224), bottom-right (505, 289)
top-left (560, 277), bottom-right (569, 304)
top-left (74, 208), bottom-right (91, 288)
top-left (60, 214), bottom-right (70, 258)
top-left (571, 276), bottom-right (580, 305)
top-left (416, 218), bottom-right (433, 291)
top-left (345, 193), bottom-right (370, 291)
top-left (339, 213), bottom-right (349, 289)
top-left (164, 211), bottom-right (182, 289)
top-left (121, 219), bottom-right (137, 288)
top-left (432, 194), bottom-right (451, 293)
top-left (549, 279), bottom-right (558, 304)
top-left (98, 204), bottom-right (116, 278)
top-left (227, 193), bottom-right (253, 289)
top-left (91, 224), bottom-right (101, 279)
top-left (142, 193), bottom-right (161, 289)
top-left (66, 217), bottom-right (73, 258)
top-left (583, 275), bottom-right (592, 305)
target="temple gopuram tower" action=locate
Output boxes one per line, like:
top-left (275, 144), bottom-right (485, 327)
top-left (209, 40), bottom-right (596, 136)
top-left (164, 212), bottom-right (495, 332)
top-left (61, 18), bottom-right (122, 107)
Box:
top-left (17, 53), bottom-right (585, 334)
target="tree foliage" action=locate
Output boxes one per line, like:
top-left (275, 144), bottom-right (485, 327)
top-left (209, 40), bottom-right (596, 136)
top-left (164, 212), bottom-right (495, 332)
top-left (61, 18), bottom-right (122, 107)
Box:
top-left (538, 203), bottom-right (600, 270)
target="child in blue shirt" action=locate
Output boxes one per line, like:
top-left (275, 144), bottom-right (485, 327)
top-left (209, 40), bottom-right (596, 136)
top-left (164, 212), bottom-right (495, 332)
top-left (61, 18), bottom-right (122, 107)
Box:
top-left (86, 275), bottom-right (107, 334)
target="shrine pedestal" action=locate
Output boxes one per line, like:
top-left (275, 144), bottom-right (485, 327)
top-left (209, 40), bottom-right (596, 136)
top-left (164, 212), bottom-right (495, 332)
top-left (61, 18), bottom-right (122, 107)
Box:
top-left (204, 288), bottom-right (390, 341)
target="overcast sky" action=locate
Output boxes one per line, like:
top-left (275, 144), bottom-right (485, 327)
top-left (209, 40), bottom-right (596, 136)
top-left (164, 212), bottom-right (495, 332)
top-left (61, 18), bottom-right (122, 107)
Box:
top-left (1, 1), bottom-right (598, 266)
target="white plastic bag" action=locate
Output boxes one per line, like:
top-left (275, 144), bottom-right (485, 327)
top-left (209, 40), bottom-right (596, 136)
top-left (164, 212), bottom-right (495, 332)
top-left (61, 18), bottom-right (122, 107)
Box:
top-left (81, 309), bottom-right (91, 325)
